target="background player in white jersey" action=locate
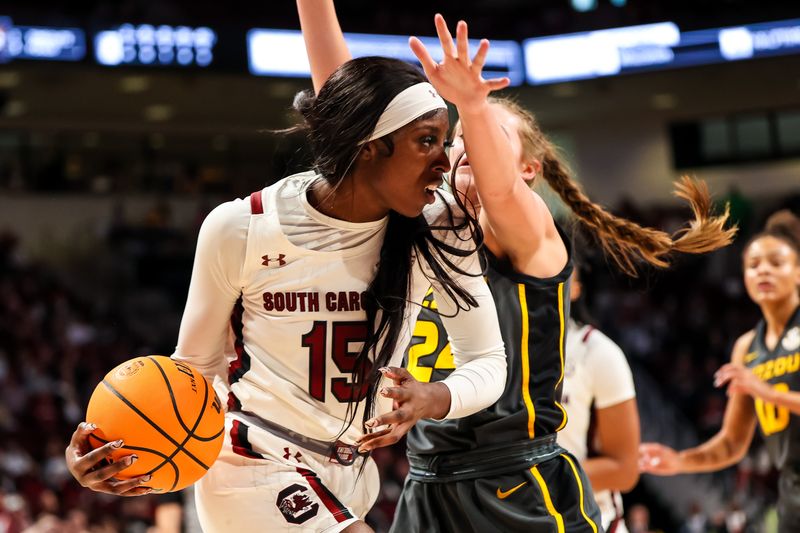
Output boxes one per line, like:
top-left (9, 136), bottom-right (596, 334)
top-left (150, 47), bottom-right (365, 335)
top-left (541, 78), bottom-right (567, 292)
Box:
top-left (560, 264), bottom-right (640, 532)
top-left (63, 28), bottom-right (510, 533)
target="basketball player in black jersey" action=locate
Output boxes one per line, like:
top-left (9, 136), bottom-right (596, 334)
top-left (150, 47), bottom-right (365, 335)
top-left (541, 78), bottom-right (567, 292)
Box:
top-left (298, 4), bottom-right (737, 532)
top-left (641, 211), bottom-right (800, 532)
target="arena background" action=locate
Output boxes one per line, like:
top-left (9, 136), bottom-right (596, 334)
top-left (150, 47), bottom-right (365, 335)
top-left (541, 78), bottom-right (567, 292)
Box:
top-left (0, 1), bottom-right (799, 531)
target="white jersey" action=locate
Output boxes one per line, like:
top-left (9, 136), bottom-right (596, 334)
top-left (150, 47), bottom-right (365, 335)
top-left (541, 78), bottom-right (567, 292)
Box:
top-left (559, 319), bottom-right (636, 530)
top-left (173, 171), bottom-right (506, 445)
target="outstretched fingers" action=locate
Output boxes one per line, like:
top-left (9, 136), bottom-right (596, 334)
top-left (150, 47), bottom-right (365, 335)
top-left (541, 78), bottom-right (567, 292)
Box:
top-left (434, 13), bottom-right (457, 58)
top-left (486, 77), bottom-right (511, 92)
top-left (409, 36), bottom-right (437, 77)
top-left (455, 20), bottom-right (470, 64)
top-left (472, 39), bottom-right (489, 72)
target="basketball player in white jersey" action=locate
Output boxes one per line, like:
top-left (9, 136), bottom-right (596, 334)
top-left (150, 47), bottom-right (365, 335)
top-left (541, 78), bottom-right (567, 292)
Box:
top-left (559, 266), bottom-right (640, 532)
top-left (64, 38), bottom-right (509, 533)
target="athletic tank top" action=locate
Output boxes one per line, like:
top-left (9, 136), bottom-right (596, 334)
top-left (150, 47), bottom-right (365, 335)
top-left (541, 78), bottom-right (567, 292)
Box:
top-left (745, 305), bottom-right (800, 472)
top-left (406, 227), bottom-right (572, 454)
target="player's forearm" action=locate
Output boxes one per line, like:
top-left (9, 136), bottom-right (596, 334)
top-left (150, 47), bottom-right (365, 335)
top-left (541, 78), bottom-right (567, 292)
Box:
top-left (440, 349), bottom-right (506, 418)
top-left (459, 102), bottom-right (525, 204)
top-left (583, 456), bottom-right (639, 493)
top-left (436, 278), bottom-right (508, 419)
top-left (763, 387), bottom-right (800, 416)
top-left (296, 0), bottom-right (351, 93)
top-left (676, 434), bottom-right (748, 473)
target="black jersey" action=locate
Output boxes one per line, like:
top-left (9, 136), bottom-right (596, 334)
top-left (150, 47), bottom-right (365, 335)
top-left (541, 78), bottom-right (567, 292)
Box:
top-left (406, 230), bottom-right (573, 454)
top-left (745, 305), bottom-right (800, 472)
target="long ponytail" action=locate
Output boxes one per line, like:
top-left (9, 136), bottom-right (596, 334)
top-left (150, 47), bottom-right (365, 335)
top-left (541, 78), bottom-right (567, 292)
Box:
top-left (489, 96), bottom-right (737, 276)
top-left (541, 150), bottom-right (736, 276)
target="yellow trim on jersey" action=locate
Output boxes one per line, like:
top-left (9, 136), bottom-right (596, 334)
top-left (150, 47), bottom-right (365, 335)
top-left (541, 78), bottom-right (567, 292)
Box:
top-left (555, 402), bottom-right (569, 432)
top-left (552, 282), bottom-right (568, 431)
top-left (561, 454), bottom-right (599, 533)
top-left (518, 283), bottom-right (536, 439)
top-left (529, 465), bottom-right (564, 533)
top-left (556, 281), bottom-right (566, 387)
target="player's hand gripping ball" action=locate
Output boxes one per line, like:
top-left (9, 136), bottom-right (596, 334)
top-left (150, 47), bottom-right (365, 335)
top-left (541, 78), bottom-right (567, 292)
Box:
top-left (86, 356), bottom-right (225, 493)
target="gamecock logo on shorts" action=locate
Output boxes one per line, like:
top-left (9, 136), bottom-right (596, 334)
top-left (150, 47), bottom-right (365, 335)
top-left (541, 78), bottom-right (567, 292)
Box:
top-left (276, 484), bottom-right (319, 524)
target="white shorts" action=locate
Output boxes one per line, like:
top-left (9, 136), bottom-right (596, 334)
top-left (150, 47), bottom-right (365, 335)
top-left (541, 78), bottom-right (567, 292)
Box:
top-left (195, 415), bottom-right (380, 533)
top-left (604, 516), bottom-right (629, 533)
top-left (599, 490), bottom-right (628, 533)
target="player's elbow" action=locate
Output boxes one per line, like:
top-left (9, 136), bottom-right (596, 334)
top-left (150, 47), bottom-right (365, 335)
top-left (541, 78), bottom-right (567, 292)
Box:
top-left (729, 442), bottom-right (750, 465)
top-left (616, 461), bottom-right (640, 492)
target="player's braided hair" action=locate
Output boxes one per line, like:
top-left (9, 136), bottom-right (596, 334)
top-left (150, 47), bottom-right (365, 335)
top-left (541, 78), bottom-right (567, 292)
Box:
top-left (490, 97), bottom-right (737, 276)
top-left (292, 57), bottom-right (483, 442)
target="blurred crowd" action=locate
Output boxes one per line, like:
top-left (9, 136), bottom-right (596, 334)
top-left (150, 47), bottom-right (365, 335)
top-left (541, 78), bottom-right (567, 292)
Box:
top-left (6, 0), bottom-right (782, 42)
top-left (0, 183), bottom-right (799, 532)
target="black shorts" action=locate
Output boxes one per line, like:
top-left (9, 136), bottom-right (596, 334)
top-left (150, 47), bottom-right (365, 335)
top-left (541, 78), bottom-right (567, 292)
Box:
top-left (391, 451), bottom-right (603, 533)
top-left (778, 468), bottom-right (800, 533)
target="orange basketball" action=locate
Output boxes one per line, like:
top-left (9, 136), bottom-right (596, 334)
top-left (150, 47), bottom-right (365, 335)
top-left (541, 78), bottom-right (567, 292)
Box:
top-left (86, 356), bottom-right (225, 493)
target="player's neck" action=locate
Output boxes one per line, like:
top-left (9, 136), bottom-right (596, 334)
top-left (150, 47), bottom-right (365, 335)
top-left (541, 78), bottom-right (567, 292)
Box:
top-left (307, 176), bottom-right (388, 223)
top-left (762, 295), bottom-right (800, 340)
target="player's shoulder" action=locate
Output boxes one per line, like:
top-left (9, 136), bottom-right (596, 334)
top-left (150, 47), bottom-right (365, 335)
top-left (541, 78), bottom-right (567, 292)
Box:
top-left (204, 193), bottom-right (250, 227)
top-left (731, 329), bottom-right (758, 363)
top-left (200, 187), bottom-right (263, 241)
top-left (580, 325), bottom-right (629, 367)
top-left (206, 171), bottom-right (317, 225)
top-left (581, 324), bottom-right (622, 352)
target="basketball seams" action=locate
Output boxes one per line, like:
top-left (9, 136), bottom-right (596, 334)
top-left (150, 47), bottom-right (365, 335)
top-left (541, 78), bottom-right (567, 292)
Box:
top-left (185, 366), bottom-right (224, 442)
top-left (147, 356), bottom-right (222, 442)
top-left (100, 379), bottom-right (211, 471)
top-left (88, 357), bottom-right (224, 493)
top-left (147, 356), bottom-right (199, 438)
top-left (144, 359), bottom-right (219, 491)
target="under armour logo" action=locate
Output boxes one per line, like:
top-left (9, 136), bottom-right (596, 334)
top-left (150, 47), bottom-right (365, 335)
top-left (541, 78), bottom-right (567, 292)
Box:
top-left (282, 447), bottom-right (302, 462)
top-left (262, 254), bottom-right (286, 266)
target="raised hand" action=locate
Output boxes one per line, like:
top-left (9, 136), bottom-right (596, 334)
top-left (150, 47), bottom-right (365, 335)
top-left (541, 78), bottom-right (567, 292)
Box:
top-left (356, 366), bottom-right (450, 452)
top-left (409, 14), bottom-right (509, 113)
top-left (65, 422), bottom-right (152, 496)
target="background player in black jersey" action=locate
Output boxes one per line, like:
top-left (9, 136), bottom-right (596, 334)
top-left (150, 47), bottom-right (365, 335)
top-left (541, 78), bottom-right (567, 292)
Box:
top-left (640, 210), bottom-right (800, 532)
top-left (298, 3), bottom-right (736, 531)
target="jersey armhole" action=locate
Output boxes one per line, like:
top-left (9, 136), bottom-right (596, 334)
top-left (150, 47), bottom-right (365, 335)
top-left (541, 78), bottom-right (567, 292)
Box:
top-left (250, 190), bottom-right (264, 215)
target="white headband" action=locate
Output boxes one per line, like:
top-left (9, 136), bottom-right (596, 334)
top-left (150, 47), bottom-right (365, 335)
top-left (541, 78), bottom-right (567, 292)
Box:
top-left (363, 82), bottom-right (447, 143)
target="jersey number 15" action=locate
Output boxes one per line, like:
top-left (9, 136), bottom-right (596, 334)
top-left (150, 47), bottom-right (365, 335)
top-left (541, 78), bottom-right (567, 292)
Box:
top-left (302, 321), bottom-right (371, 403)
